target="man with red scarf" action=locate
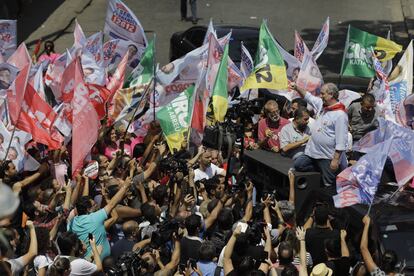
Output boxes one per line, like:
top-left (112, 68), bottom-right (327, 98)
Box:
top-left (290, 83), bottom-right (348, 187)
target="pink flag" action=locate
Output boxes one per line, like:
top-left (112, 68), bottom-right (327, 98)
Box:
top-left (7, 43), bottom-right (31, 70)
top-left (71, 58), bottom-right (100, 176)
top-left (6, 64), bottom-right (30, 125)
top-left (59, 58), bottom-right (77, 103)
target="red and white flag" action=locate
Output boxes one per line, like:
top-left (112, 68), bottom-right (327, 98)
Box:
top-left (7, 43), bottom-right (31, 70)
top-left (7, 64), bottom-right (30, 125)
top-left (71, 58), bottom-right (100, 176)
top-left (87, 83), bottom-right (111, 119)
top-left (15, 83), bottom-right (63, 149)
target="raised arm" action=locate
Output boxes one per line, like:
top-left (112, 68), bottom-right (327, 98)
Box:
top-left (104, 177), bottom-right (132, 215)
top-left (340, 229), bottom-right (350, 257)
top-left (224, 225), bottom-right (241, 274)
top-left (296, 226), bottom-right (308, 276)
top-left (20, 220), bottom-right (38, 267)
top-left (360, 215), bottom-right (377, 273)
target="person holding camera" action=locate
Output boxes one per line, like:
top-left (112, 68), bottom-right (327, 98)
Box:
top-left (258, 99), bottom-right (289, 153)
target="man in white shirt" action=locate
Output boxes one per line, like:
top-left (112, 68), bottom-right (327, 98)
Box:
top-left (194, 150), bottom-right (226, 182)
top-left (290, 83), bottom-right (348, 187)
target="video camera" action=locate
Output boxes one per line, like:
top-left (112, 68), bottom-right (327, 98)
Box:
top-left (107, 250), bottom-right (144, 276)
top-left (150, 219), bottom-right (182, 248)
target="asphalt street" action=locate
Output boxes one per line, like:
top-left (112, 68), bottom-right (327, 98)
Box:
top-left (11, 0), bottom-right (414, 77)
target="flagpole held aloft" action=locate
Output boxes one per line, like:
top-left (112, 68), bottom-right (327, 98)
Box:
top-left (152, 33), bottom-right (157, 121)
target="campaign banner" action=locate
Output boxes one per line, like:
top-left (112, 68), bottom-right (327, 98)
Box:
top-left (294, 30), bottom-right (309, 63)
top-left (296, 51), bottom-right (323, 95)
top-left (104, 0), bottom-right (147, 47)
top-left (84, 32), bottom-right (104, 65)
top-left (311, 17), bottom-right (329, 60)
top-left (0, 20), bottom-right (17, 60)
top-left (389, 40), bottom-right (413, 114)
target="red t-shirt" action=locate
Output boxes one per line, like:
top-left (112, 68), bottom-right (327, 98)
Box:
top-left (258, 117), bottom-right (289, 149)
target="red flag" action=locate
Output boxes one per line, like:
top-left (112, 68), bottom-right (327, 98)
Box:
top-left (7, 64), bottom-right (31, 125)
top-left (87, 84), bottom-right (111, 119)
top-left (106, 52), bottom-right (128, 96)
top-left (72, 58), bottom-right (100, 176)
top-left (15, 83), bottom-right (63, 149)
top-left (59, 58), bottom-right (77, 103)
top-left (7, 43), bottom-right (31, 70)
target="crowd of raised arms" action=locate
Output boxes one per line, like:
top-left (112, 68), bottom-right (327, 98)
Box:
top-left (0, 47), bottom-right (409, 275)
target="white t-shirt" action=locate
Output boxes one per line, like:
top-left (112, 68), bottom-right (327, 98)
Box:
top-left (33, 255), bottom-right (53, 274)
top-left (194, 164), bottom-right (225, 182)
top-left (57, 255), bottom-right (97, 276)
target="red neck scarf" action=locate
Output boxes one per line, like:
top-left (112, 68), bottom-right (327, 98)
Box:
top-left (324, 102), bottom-right (347, 112)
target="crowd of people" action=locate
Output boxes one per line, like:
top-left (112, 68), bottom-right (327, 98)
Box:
top-left (0, 38), bottom-right (409, 275)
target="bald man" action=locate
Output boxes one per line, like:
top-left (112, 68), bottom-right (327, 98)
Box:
top-left (111, 220), bottom-right (140, 260)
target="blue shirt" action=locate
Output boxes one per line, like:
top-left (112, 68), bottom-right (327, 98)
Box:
top-left (192, 261), bottom-right (222, 276)
top-left (68, 208), bottom-right (110, 260)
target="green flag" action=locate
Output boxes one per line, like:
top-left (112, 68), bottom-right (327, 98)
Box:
top-left (156, 85), bottom-right (195, 152)
top-left (341, 26), bottom-right (402, 78)
top-left (124, 39), bottom-right (155, 88)
top-left (241, 20), bottom-right (288, 91)
top-left (212, 44), bottom-right (229, 122)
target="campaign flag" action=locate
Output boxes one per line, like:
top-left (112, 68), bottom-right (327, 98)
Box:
top-left (296, 51), bottom-right (323, 95)
top-left (71, 58), bottom-right (100, 176)
top-left (59, 58), bottom-right (77, 103)
top-left (104, 0), bottom-right (147, 47)
top-left (114, 82), bottom-right (150, 123)
top-left (341, 26), bottom-right (402, 78)
top-left (241, 21), bottom-right (288, 91)
top-left (44, 52), bottom-right (70, 98)
top-left (396, 93), bottom-right (414, 127)
top-left (0, 20), bottom-right (17, 60)
top-left (212, 44), bottom-right (229, 122)
top-left (239, 42), bottom-right (258, 99)
top-left (333, 138), bottom-right (392, 208)
top-left (7, 43), bottom-right (31, 70)
top-left (84, 32), bottom-right (104, 65)
top-left (106, 52), bottom-right (129, 105)
top-left (389, 40), bottom-right (413, 114)
top-left (157, 85), bottom-right (194, 152)
top-left (81, 51), bottom-right (106, 86)
top-left (206, 34), bottom-right (226, 95)
top-left (52, 103), bottom-right (72, 138)
top-left (103, 39), bottom-right (129, 70)
top-left (190, 66), bottom-right (209, 145)
top-left (371, 53), bottom-right (394, 121)
top-left (338, 89), bottom-right (361, 108)
top-left (87, 84), bottom-right (111, 119)
top-left (7, 64), bottom-right (30, 125)
top-left (294, 30), bottom-right (310, 63)
top-left (73, 19), bottom-right (87, 49)
top-left (311, 17), bottom-right (329, 60)
top-left (125, 39), bottom-right (154, 88)
top-left (15, 83), bottom-right (63, 149)
top-left (240, 42), bottom-right (254, 79)
top-left (0, 63), bottom-right (19, 92)
top-left (29, 63), bottom-right (46, 100)
top-left (388, 137), bottom-right (414, 186)
top-left (203, 19), bottom-right (216, 45)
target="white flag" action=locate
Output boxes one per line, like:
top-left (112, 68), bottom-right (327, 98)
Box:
top-left (104, 0), bottom-right (147, 47)
top-left (389, 40), bottom-right (413, 114)
top-left (0, 20), bottom-right (17, 60)
top-left (311, 17), bottom-right (329, 60)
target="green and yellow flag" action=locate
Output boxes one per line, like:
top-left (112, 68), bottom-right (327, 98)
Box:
top-left (212, 44), bottom-right (229, 122)
top-left (341, 26), bottom-right (402, 78)
top-left (241, 20), bottom-right (288, 91)
top-left (156, 85), bottom-right (195, 152)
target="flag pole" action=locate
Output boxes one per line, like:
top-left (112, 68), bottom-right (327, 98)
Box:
top-left (3, 127), bottom-right (17, 162)
top-left (152, 33), bottom-right (157, 121)
top-left (366, 201), bottom-right (373, 215)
